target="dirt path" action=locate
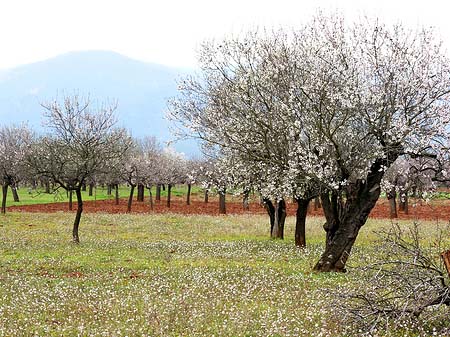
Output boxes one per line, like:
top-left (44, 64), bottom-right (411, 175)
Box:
top-left (7, 195), bottom-right (450, 221)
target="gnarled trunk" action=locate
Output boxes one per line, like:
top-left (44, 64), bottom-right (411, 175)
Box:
top-left (156, 184), bottom-right (161, 202)
top-left (73, 188), bottom-right (83, 243)
top-left (167, 184), bottom-right (172, 208)
top-left (219, 190), bottom-right (226, 214)
top-left (137, 183), bottom-right (144, 202)
top-left (1, 184), bottom-right (8, 214)
top-left (314, 158), bottom-right (393, 272)
top-left (127, 184), bottom-right (135, 212)
top-left (243, 190), bottom-right (250, 211)
top-left (186, 183), bottom-right (191, 205)
top-left (387, 187), bottom-right (397, 218)
top-left (295, 198), bottom-right (311, 247)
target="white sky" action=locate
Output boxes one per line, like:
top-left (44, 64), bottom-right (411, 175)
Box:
top-left (1, 0), bottom-right (450, 69)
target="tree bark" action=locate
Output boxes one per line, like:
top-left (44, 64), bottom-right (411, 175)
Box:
top-left (45, 180), bottom-right (50, 194)
top-left (204, 189), bottom-right (209, 203)
top-left (295, 198), bottom-right (311, 247)
top-left (219, 190), bottom-right (226, 214)
top-left (115, 184), bottom-right (119, 205)
top-left (271, 199), bottom-right (286, 239)
top-left (81, 183), bottom-right (86, 192)
top-left (127, 184), bottom-right (135, 213)
top-left (243, 190), bottom-right (250, 211)
top-left (72, 188), bottom-right (83, 243)
top-left (137, 183), bottom-right (144, 202)
top-left (107, 184), bottom-right (112, 196)
top-left (1, 184), bottom-right (8, 214)
top-left (167, 184), bottom-right (172, 208)
top-left (68, 190), bottom-right (73, 211)
top-left (387, 187), bottom-right (397, 218)
top-left (399, 191), bottom-right (409, 214)
top-left (88, 183), bottom-right (94, 197)
top-left (148, 187), bottom-right (154, 210)
top-left (314, 157), bottom-right (395, 272)
top-left (156, 184), bottom-right (161, 202)
top-left (186, 183), bottom-right (191, 205)
top-left (263, 198), bottom-right (275, 236)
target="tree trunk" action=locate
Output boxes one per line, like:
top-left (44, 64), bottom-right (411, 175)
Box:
top-left (263, 198), bottom-right (275, 236)
top-left (107, 184), bottom-right (112, 196)
top-left (88, 183), bottom-right (94, 197)
top-left (115, 184), bottom-right (119, 205)
top-left (73, 188), bottom-right (83, 243)
top-left (387, 188), bottom-right (397, 218)
top-left (219, 190), bottom-right (226, 214)
top-left (295, 198), bottom-right (311, 247)
top-left (1, 184), bottom-right (8, 214)
top-left (314, 158), bottom-right (390, 272)
top-left (186, 184), bottom-right (192, 205)
top-left (81, 183), bottom-right (86, 192)
top-left (45, 180), bottom-right (50, 193)
top-left (399, 191), bottom-right (409, 214)
top-left (204, 189), bottom-right (209, 203)
top-left (68, 190), bottom-right (73, 211)
top-left (271, 199), bottom-right (286, 239)
top-left (243, 190), bottom-right (250, 211)
top-left (127, 184), bottom-right (135, 213)
top-left (11, 183), bottom-right (20, 202)
top-left (137, 183), bottom-right (144, 202)
top-left (148, 187), bottom-right (154, 210)
top-left (156, 184), bottom-right (161, 202)
top-left (167, 184), bottom-right (172, 208)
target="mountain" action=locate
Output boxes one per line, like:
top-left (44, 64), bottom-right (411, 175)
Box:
top-left (0, 50), bottom-right (198, 156)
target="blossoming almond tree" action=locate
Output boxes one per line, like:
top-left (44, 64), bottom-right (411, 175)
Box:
top-left (28, 95), bottom-right (132, 243)
top-left (169, 14), bottom-right (450, 271)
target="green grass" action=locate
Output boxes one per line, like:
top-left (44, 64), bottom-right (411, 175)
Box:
top-left (0, 212), bottom-right (448, 336)
top-left (3, 185), bottom-right (201, 207)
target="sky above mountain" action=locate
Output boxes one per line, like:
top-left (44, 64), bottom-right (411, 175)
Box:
top-left (1, 0), bottom-right (449, 70)
top-left (0, 50), bottom-right (198, 156)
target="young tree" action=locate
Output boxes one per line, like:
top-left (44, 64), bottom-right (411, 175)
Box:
top-left (169, 14), bottom-right (450, 271)
top-left (0, 124), bottom-right (33, 213)
top-left (28, 95), bottom-right (131, 243)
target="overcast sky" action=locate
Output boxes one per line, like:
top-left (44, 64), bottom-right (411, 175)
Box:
top-left (1, 0), bottom-right (450, 70)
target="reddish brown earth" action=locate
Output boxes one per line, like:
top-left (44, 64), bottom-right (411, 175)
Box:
top-left (7, 195), bottom-right (450, 221)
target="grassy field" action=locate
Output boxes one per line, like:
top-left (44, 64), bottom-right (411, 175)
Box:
top-left (3, 185), bottom-right (199, 208)
top-left (0, 212), bottom-right (448, 336)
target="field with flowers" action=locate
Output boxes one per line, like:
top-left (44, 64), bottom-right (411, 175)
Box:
top-left (0, 212), bottom-right (448, 336)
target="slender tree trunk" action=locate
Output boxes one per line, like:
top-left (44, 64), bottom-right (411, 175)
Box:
top-left (148, 187), bottom-right (154, 210)
top-left (219, 190), bottom-right (226, 214)
top-left (115, 184), bottom-right (119, 205)
top-left (73, 188), bottom-right (83, 243)
top-left (127, 184), bottom-right (135, 213)
top-left (186, 183), bottom-right (191, 205)
top-left (295, 198), bottom-right (311, 247)
top-left (271, 199), bottom-right (286, 239)
top-left (156, 184), bottom-right (161, 202)
top-left (162, 184), bottom-right (166, 191)
top-left (314, 158), bottom-right (390, 272)
top-left (45, 180), bottom-right (50, 193)
top-left (81, 183), bottom-right (86, 192)
top-left (107, 184), bottom-right (112, 196)
top-left (68, 190), bottom-right (73, 211)
top-left (204, 189), bottom-right (209, 203)
top-left (263, 198), bottom-right (275, 236)
top-left (243, 190), bottom-right (250, 211)
top-left (399, 191), bottom-right (409, 214)
top-left (387, 188), bottom-right (397, 218)
top-left (88, 183), bottom-right (94, 197)
top-left (1, 184), bottom-right (8, 214)
top-left (167, 184), bottom-right (172, 208)
top-left (137, 183), bottom-right (144, 202)
top-left (11, 183), bottom-right (20, 202)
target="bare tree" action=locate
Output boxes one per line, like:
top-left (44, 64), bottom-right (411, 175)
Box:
top-left (28, 95), bottom-right (131, 243)
top-left (335, 223), bottom-right (450, 335)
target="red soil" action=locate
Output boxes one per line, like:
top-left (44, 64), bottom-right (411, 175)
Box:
top-left (7, 195), bottom-right (450, 221)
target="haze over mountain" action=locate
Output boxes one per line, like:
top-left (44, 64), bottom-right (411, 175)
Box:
top-left (0, 50), bottom-right (199, 156)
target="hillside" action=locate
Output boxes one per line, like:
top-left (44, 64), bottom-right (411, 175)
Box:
top-left (0, 50), bottom-right (198, 155)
